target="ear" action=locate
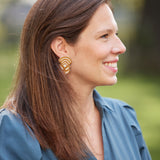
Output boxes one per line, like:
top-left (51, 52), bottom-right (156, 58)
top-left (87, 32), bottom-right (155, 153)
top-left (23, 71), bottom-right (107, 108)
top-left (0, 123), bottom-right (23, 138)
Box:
top-left (50, 36), bottom-right (70, 58)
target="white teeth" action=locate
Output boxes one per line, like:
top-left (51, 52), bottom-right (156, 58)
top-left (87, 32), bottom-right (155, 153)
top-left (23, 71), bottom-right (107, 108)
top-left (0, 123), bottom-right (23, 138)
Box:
top-left (104, 62), bottom-right (117, 68)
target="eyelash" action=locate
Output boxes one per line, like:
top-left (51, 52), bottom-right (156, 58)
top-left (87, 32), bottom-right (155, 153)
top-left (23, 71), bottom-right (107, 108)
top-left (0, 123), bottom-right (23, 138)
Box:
top-left (101, 33), bottom-right (119, 39)
top-left (101, 34), bottom-right (109, 38)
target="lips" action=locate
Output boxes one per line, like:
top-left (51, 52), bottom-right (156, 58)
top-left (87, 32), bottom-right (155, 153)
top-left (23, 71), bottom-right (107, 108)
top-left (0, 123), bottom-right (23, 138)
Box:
top-left (103, 58), bottom-right (119, 72)
top-left (104, 62), bottom-right (117, 68)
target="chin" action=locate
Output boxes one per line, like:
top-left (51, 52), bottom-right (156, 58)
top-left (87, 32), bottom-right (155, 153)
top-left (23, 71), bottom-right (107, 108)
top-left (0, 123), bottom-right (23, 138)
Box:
top-left (103, 76), bottom-right (118, 86)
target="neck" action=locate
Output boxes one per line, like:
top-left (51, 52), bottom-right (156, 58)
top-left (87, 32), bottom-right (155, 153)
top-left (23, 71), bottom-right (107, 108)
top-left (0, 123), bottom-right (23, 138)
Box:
top-left (77, 88), bottom-right (95, 115)
top-left (69, 78), bottom-right (97, 123)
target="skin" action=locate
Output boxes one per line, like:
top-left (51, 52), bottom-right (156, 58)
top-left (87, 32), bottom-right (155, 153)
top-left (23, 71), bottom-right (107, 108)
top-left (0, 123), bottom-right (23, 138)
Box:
top-left (69, 3), bottom-right (126, 89)
top-left (51, 3), bottom-right (126, 160)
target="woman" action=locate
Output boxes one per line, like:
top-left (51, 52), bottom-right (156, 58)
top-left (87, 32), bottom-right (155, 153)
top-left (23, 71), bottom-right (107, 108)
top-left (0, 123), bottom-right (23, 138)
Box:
top-left (0, 0), bottom-right (151, 160)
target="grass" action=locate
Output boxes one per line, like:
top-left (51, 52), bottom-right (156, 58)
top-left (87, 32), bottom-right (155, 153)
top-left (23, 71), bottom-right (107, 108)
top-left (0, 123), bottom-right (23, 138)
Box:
top-left (0, 46), bottom-right (160, 159)
top-left (97, 74), bottom-right (160, 160)
top-left (0, 46), bottom-right (18, 105)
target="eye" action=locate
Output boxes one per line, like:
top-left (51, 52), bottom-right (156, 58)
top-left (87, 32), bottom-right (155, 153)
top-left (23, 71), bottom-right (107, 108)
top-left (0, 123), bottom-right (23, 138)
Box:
top-left (101, 33), bottom-right (109, 39)
top-left (116, 32), bottom-right (119, 36)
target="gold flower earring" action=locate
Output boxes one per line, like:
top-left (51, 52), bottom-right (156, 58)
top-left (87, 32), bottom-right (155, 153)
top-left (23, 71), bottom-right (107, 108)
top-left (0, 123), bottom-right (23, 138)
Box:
top-left (58, 56), bottom-right (72, 74)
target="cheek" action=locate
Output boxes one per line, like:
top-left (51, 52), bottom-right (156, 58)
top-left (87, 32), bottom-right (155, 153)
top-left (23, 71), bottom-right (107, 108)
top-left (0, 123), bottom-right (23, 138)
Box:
top-left (86, 42), bottom-right (107, 56)
top-left (74, 40), bottom-right (110, 65)
top-left (93, 44), bottom-right (110, 61)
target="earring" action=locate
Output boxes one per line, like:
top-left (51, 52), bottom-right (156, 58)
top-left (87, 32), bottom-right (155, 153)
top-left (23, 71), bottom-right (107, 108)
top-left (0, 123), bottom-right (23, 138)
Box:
top-left (58, 56), bottom-right (72, 74)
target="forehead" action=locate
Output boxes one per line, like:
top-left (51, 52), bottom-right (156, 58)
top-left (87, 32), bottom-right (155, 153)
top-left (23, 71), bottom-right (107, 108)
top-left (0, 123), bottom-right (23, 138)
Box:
top-left (80, 3), bottom-right (118, 35)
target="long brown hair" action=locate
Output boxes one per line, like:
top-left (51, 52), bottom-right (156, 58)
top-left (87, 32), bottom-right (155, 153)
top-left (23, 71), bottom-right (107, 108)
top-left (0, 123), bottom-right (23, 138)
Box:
top-left (5, 0), bottom-right (109, 159)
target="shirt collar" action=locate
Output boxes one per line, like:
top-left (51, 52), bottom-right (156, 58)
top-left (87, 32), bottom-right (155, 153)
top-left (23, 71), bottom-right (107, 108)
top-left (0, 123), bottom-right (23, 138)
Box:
top-left (93, 89), bottom-right (114, 112)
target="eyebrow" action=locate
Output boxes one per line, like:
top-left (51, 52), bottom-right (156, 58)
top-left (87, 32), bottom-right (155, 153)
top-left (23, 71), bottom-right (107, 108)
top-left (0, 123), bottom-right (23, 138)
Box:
top-left (96, 28), bottom-right (118, 35)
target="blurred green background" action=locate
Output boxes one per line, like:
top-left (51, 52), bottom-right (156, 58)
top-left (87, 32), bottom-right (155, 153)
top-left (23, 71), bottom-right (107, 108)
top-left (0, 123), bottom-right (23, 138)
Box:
top-left (0, 0), bottom-right (159, 159)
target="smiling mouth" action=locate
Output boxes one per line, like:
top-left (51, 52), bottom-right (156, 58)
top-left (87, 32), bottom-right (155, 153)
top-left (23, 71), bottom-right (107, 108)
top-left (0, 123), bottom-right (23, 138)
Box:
top-left (104, 62), bottom-right (117, 68)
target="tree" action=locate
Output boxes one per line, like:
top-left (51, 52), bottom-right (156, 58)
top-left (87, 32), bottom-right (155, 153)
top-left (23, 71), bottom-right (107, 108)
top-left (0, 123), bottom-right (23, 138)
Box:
top-left (128, 0), bottom-right (160, 74)
top-left (0, 1), bottom-right (31, 44)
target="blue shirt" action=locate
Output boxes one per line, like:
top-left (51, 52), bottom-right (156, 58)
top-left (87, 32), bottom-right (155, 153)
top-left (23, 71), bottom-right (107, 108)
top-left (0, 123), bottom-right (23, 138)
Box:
top-left (0, 90), bottom-right (151, 160)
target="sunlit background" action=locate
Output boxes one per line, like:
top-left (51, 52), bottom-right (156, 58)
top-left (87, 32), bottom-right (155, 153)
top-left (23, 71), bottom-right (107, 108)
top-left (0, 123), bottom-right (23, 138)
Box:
top-left (0, 0), bottom-right (159, 159)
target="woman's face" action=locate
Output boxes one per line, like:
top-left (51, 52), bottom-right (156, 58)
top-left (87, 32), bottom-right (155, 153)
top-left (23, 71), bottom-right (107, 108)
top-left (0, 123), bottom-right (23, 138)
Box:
top-left (69, 3), bottom-right (126, 88)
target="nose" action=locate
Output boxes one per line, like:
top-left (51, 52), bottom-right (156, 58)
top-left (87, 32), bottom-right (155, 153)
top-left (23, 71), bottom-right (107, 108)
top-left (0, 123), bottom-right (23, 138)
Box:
top-left (111, 37), bottom-right (126, 55)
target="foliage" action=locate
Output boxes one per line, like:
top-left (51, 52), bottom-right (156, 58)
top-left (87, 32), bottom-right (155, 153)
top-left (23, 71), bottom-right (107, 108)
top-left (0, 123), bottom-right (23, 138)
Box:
top-left (97, 74), bottom-right (160, 160)
top-left (0, 0), bottom-right (159, 158)
top-left (0, 47), bottom-right (160, 159)
top-left (0, 46), bottom-right (18, 105)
